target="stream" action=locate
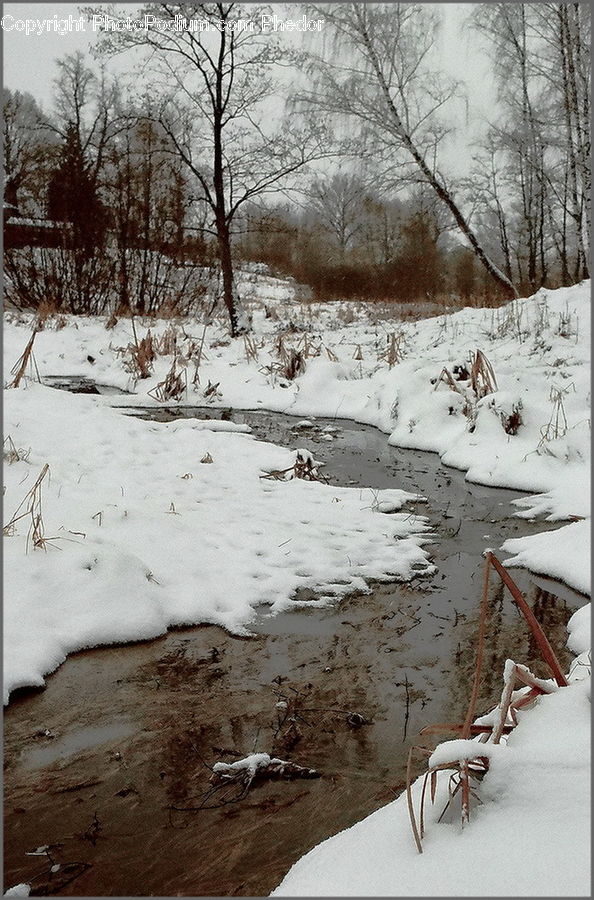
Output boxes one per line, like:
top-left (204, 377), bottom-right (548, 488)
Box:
top-left (3, 404), bottom-right (587, 897)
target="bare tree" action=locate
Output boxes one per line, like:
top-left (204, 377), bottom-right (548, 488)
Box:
top-left (308, 173), bottom-right (366, 262)
top-left (539, 2), bottom-right (590, 278)
top-left (473, 3), bottom-right (590, 287)
top-left (302, 2), bottom-right (518, 297)
top-left (89, 3), bottom-right (329, 335)
top-left (3, 89), bottom-right (55, 212)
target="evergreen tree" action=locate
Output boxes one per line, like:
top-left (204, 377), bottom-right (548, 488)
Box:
top-left (47, 122), bottom-right (106, 251)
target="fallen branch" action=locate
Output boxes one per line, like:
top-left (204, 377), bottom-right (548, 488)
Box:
top-left (169, 752), bottom-right (320, 814)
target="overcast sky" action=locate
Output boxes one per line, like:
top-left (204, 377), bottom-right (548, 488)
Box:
top-left (2, 2), bottom-right (496, 174)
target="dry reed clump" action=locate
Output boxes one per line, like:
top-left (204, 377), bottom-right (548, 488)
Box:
top-left (259, 334), bottom-right (306, 383)
top-left (494, 399), bottom-right (523, 436)
top-left (3, 435), bottom-right (31, 464)
top-left (537, 384), bottom-right (574, 452)
top-left (148, 358), bottom-right (187, 402)
top-left (202, 380), bottom-right (222, 401)
top-left (260, 450), bottom-right (328, 483)
top-left (433, 349), bottom-right (500, 433)
top-left (555, 303), bottom-right (578, 340)
top-left (3, 463), bottom-right (56, 551)
top-left (8, 327), bottom-right (41, 388)
top-left (405, 552), bottom-right (569, 853)
top-left (190, 324), bottom-right (210, 387)
top-left (154, 324), bottom-right (179, 356)
top-left (469, 349), bottom-right (498, 398)
top-left (484, 301), bottom-right (528, 343)
top-left (378, 331), bottom-right (407, 367)
top-left (34, 299), bottom-right (58, 331)
top-left (244, 333), bottom-right (260, 363)
top-left (122, 330), bottom-right (156, 379)
top-left (34, 300), bottom-right (68, 331)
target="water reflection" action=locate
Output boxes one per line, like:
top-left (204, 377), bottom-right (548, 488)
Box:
top-left (446, 579), bottom-right (575, 724)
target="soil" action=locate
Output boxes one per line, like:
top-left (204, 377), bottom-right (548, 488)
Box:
top-left (3, 407), bottom-right (587, 897)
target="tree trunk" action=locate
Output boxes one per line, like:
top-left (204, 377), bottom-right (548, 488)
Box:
top-left (558, 3), bottom-right (588, 281)
top-left (212, 24), bottom-right (247, 337)
top-left (216, 216), bottom-right (243, 336)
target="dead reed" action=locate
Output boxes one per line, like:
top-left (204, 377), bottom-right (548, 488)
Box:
top-left (148, 358), bottom-right (187, 402)
top-left (406, 552), bottom-right (568, 852)
top-left (3, 464), bottom-right (55, 551)
top-left (537, 385), bottom-right (573, 450)
top-left (469, 349), bottom-right (498, 398)
top-left (122, 330), bottom-right (156, 380)
top-left (3, 435), bottom-right (31, 464)
top-left (260, 450), bottom-right (328, 483)
top-left (8, 328), bottom-right (41, 388)
top-left (378, 331), bottom-right (406, 367)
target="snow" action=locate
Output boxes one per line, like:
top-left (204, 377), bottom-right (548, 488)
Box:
top-left (3, 885), bottom-right (31, 897)
top-left (273, 677), bottom-right (591, 897)
top-left (3, 274), bottom-right (590, 894)
top-left (502, 519), bottom-right (591, 596)
top-left (212, 753), bottom-right (274, 777)
top-left (567, 605), bottom-right (591, 657)
top-left (428, 738), bottom-right (507, 768)
top-left (5, 280), bottom-right (589, 601)
top-left (3, 381), bottom-right (433, 702)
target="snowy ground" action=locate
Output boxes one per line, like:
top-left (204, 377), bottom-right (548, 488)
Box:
top-left (3, 381), bottom-right (433, 702)
top-left (3, 274), bottom-right (591, 895)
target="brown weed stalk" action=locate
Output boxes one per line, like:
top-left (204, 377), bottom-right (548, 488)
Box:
top-left (148, 358), bottom-right (187, 402)
top-left (3, 464), bottom-right (55, 551)
top-left (9, 327), bottom-right (41, 388)
top-left (470, 349), bottom-right (497, 398)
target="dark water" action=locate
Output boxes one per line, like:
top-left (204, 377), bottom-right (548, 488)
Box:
top-left (4, 402), bottom-right (587, 897)
top-left (41, 376), bottom-right (129, 395)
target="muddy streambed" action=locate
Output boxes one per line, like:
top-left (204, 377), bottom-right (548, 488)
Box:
top-left (4, 406), bottom-right (587, 897)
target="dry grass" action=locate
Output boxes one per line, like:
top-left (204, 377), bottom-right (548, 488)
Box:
top-left (260, 450), bottom-right (328, 483)
top-left (123, 330), bottom-right (156, 380)
top-left (469, 349), bottom-right (498, 398)
top-left (3, 435), bottom-right (31, 464)
top-left (3, 463), bottom-right (56, 551)
top-left (148, 358), bottom-right (186, 402)
top-left (537, 385), bottom-right (573, 450)
top-left (8, 327), bottom-right (41, 388)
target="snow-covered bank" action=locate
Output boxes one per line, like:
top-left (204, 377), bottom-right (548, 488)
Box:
top-left (5, 279), bottom-right (591, 597)
top-left (272, 607), bottom-right (591, 897)
top-left (4, 276), bottom-right (590, 894)
top-left (3, 383), bottom-right (433, 702)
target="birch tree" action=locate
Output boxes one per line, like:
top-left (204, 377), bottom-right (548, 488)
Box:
top-left (473, 2), bottom-right (590, 287)
top-left (303, 2), bottom-right (518, 297)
